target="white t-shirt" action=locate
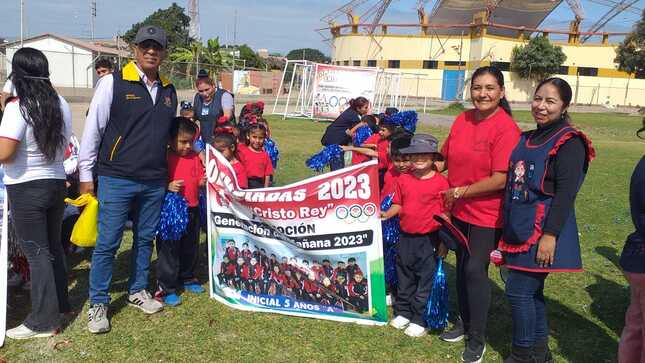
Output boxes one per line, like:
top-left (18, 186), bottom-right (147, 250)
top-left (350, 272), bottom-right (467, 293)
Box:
top-left (2, 79), bottom-right (16, 96)
top-left (0, 96), bottom-right (72, 185)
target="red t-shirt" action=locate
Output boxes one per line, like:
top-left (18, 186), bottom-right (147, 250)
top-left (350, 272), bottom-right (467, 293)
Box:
top-left (351, 133), bottom-right (380, 165)
top-left (238, 144), bottom-right (274, 179)
top-left (231, 160), bottom-right (248, 189)
top-left (167, 152), bottom-right (205, 207)
top-left (376, 138), bottom-right (391, 171)
top-left (392, 172), bottom-right (449, 234)
top-left (381, 166), bottom-right (401, 198)
top-left (441, 108), bottom-right (520, 228)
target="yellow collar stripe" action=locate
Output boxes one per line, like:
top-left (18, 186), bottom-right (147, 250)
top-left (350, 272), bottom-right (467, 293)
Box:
top-left (121, 61), bottom-right (172, 87)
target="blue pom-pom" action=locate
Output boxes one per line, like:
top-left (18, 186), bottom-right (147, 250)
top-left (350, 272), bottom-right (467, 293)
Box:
top-left (265, 138), bottom-right (280, 169)
top-left (381, 194), bottom-right (400, 286)
top-left (425, 258), bottom-right (449, 330)
top-left (353, 125), bottom-right (373, 146)
top-left (306, 144), bottom-right (344, 172)
top-left (156, 192), bottom-right (189, 241)
top-left (198, 192), bottom-right (207, 231)
top-left (193, 138), bottom-right (205, 153)
top-left (386, 111), bottom-right (418, 134)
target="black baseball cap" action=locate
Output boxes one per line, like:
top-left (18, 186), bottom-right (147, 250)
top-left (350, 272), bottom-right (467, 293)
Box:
top-left (399, 134), bottom-right (439, 154)
top-left (134, 25), bottom-right (168, 49)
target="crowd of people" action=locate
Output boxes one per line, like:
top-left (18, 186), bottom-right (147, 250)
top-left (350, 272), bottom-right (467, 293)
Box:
top-left (215, 239), bottom-right (369, 313)
top-left (0, 24), bottom-right (642, 363)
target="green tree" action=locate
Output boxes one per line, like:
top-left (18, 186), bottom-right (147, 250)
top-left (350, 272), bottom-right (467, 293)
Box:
top-left (286, 48), bottom-right (330, 63)
top-left (170, 41), bottom-right (203, 79)
top-left (123, 2), bottom-right (192, 50)
top-left (237, 44), bottom-right (266, 69)
top-left (511, 36), bottom-right (567, 81)
top-left (615, 9), bottom-right (645, 79)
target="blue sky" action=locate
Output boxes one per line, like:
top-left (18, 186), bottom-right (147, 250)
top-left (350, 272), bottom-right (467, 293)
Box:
top-left (0, 0), bottom-right (643, 54)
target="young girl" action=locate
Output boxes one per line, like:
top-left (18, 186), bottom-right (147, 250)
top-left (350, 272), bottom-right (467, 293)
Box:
top-left (238, 123), bottom-right (273, 189)
top-left (349, 114), bottom-right (380, 165)
top-left (381, 133), bottom-right (449, 338)
top-left (213, 132), bottom-right (248, 189)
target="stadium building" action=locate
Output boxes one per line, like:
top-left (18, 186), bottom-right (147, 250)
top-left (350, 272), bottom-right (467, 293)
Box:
top-left (323, 0), bottom-right (645, 106)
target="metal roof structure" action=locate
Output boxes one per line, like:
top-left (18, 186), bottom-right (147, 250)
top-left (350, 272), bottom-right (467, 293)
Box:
top-left (428, 0), bottom-right (563, 36)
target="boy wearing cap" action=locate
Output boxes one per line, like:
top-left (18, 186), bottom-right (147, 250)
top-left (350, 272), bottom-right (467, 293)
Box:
top-left (381, 133), bottom-right (450, 337)
top-left (80, 25), bottom-right (177, 334)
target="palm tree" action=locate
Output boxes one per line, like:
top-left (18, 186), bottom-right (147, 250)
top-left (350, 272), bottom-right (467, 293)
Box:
top-left (170, 40), bottom-right (204, 80)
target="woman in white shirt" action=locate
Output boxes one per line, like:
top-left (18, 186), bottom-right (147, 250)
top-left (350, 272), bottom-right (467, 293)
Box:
top-left (0, 47), bottom-right (72, 339)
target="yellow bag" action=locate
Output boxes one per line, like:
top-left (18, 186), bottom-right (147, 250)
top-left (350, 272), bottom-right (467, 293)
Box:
top-left (64, 193), bottom-right (99, 247)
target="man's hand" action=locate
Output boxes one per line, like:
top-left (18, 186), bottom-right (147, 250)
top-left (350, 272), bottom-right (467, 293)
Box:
top-left (79, 181), bottom-right (95, 196)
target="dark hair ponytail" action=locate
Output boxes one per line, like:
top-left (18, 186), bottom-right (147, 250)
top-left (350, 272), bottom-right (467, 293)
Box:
top-left (11, 47), bottom-right (64, 161)
top-left (348, 97), bottom-right (369, 112)
top-left (471, 66), bottom-right (512, 117)
top-left (535, 77), bottom-right (574, 123)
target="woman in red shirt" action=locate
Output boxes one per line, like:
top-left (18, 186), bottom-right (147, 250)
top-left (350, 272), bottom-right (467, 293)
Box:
top-left (438, 66), bottom-right (521, 363)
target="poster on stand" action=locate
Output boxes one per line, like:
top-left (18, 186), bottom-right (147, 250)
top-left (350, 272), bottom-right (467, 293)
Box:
top-left (312, 64), bottom-right (378, 118)
top-left (206, 146), bottom-right (387, 325)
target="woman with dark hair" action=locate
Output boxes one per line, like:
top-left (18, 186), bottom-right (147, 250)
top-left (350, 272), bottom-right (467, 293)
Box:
top-left (0, 47), bottom-right (72, 339)
top-left (618, 120), bottom-right (645, 363)
top-left (193, 69), bottom-right (235, 144)
top-left (439, 66), bottom-right (520, 363)
top-left (499, 77), bottom-right (594, 363)
top-left (321, 96), bottom-right (370, 171)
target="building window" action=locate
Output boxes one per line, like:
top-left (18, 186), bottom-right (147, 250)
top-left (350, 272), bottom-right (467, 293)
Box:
top-left (353, 60), bottom-right (361, 66)
top-left (577, 67), bottom-right (598, 77)
top-left (491, 61), bottom-right (510, 72)
top-left (558, 66), bottom-right (569, 75)
top-left (343, 60), bottom-right (349, 66)
top-left (444, 61), bottom-right (466, 67)
top-left (367, 60), bottom-right (377, 67)
top-left (423, 60), bottom-right (438, 69)
top-left (388, 60), bottom-right (400, 68)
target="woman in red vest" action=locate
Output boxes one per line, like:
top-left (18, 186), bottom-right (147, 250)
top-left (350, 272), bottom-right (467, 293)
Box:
top-left (439, 66), bottom-right (520, 363)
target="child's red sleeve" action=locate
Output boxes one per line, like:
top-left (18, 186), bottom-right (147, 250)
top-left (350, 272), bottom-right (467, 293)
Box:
top-left (264, 152), bottom-right (274, 176)
top-left (391, 178), bottom-right (403, 205)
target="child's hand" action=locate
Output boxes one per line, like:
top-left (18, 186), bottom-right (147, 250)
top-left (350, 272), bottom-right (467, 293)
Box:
top-left (168, 180), bottom-right (185, 192)
top-left (380, 211), bottom-right (391, 220)
top-left (437, 242), bottom-right (449, 259)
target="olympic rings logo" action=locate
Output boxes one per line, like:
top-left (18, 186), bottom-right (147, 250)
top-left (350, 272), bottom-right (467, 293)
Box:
top-left (335, 203), bottom-right (377, 224)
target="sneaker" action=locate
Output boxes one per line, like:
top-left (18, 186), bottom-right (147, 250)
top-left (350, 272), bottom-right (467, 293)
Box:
top-left (163, 293), bottom-right (182, 306)
top-left (184, 283), bottom-right (205, 294)
top-left (6, 324), bottom-right (56, 339)
top-left (390, 315), bottom-right (411, 330)
top-left (440, 318), bottom-right (465, 343)
top-left (128, 290), bottom-right (163, 314)
top-left (87, 304), bottom-right (110, 334)
top-left (462, 339), bottom-right (486, 363)
top-left (404, 323), bottom-right (427, 337)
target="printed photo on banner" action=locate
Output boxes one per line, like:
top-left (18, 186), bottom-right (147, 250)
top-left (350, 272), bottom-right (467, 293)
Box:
top-left (312, 64), bottom-right (378, 118)
top-left (205, 145), bottom-right (387, 325)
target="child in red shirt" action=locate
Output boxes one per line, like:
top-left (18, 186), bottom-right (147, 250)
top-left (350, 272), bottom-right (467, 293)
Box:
top-left (213, 132), bottom-right (248, 189)
top-left (238, 123), bottom-right (273, 189)
top-left (381, 133), bottom-right (449, 338)
top-left (157, 117), bottom-right (206, 306)
top-left (381, 133), bottom-right (413, 198)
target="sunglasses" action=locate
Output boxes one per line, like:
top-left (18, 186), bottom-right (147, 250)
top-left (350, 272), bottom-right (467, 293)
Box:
top-left (137, 40), bottom-right (164, 51)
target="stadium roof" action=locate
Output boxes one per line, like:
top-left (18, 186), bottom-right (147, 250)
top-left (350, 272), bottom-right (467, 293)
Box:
top-left (429, 0), bottom-right (563, 36)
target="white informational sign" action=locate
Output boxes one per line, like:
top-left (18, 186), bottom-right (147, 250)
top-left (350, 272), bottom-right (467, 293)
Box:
top-left (312, 64), bottom-right (379, 118)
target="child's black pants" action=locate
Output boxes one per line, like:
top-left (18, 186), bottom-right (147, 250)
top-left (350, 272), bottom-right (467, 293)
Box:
top-left (394, 231), bottom-right (438, 327)
top-left (156, 207), bottom-right (200, 294)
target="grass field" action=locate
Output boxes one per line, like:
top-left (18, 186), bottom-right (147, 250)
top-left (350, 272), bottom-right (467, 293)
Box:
top-left (2, 111), bottom-right (643, 362)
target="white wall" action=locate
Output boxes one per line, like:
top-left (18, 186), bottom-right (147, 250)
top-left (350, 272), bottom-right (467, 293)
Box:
top-left (4, 37), bottom-right (94, 88)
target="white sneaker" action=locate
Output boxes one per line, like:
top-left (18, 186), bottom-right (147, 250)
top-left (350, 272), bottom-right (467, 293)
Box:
top-left (404, 323), bottom-right (427, 337)
top-left (6, 324), bottom-right (56, 339)
top-left (390, 315), bottom-right (411, 330)
top-left (128, 290), bottom-right (163, 314)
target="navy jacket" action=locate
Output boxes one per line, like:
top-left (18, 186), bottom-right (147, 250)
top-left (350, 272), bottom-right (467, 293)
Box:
top-left (620, 155), bottom-right (645, 273)
top-left (321, 108), bottom-right (361, 146)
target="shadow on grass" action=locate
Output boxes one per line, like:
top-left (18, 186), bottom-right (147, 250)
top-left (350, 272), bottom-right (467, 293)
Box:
top-left (595, 246), bottom-right (622, 271)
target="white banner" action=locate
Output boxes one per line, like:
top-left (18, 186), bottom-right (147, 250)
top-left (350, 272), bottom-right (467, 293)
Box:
top-left (312, 64), bottom-right (379, 118)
